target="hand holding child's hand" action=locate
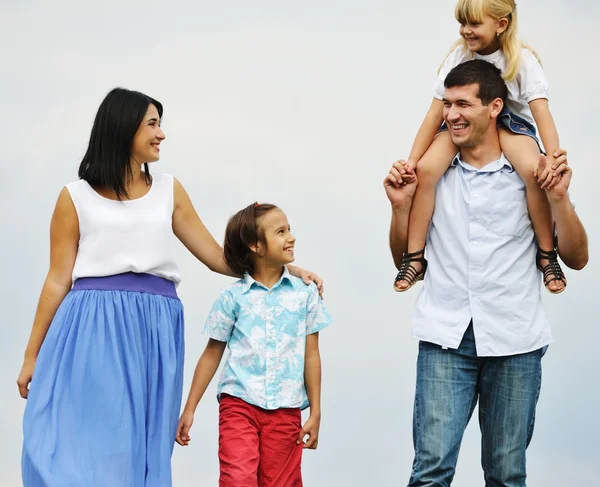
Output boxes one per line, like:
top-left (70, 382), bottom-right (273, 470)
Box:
top-left (534, 151), bottom-right (572, 201)
top-left (535, 148), bottom-right (568, 190)
top-left (175, 410), bottom-right (194, 446)
top-left (297, 415), bottom-right (321, 450)
top-left (384, 160), bottom-right (418, 206)
top-left (399, 160), bottom-right (417, 183)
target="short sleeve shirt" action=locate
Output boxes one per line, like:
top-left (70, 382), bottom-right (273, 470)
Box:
top-left (204, 268), bottom-right (333, 410)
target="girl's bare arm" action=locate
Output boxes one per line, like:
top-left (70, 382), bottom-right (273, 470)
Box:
top-left (529, 98), bottom-right (561, 185)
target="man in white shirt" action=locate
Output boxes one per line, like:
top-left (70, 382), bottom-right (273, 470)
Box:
top-left (385, 60), bottom-right (588, 486)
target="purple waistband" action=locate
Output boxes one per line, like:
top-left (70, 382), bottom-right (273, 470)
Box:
top-left (72, 273), bottom-right (178, 299)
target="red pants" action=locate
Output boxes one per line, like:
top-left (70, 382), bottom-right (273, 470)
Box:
top-left (218, 394), bottom-right (303, 487)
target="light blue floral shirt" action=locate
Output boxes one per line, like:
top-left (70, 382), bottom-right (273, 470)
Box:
top-left (204, 267), bottom-right (333, 410)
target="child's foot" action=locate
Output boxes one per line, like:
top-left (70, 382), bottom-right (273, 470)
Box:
top-left (394, 249), bottom-right (427, 292)
top-left (537, 248), bottom-right (567, 294)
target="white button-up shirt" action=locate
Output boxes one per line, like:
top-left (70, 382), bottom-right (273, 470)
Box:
top-left (412, 153), bottom-right (551, 356)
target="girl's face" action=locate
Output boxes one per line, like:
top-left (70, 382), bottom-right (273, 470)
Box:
top-left (131, 104), bottom-right (166, 165)
top-left (459, 14), bottom-right (507, 55)
top-left (254, 209), bottom-right (296, 267)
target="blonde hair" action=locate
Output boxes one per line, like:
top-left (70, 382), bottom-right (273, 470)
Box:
top-left (442, 0), bottom-right (541, 82)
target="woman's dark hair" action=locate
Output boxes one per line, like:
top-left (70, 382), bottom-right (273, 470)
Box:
top-left (78, 87), bottom-right (163, 199)
top-left (224, 203), bottom-right (278, 276)
top-left (444, 59), bottom-right (508, 105)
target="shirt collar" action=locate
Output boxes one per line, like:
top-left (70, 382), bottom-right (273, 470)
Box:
top-left (451, 152), bottom-right (514, 173)
top-left (240, 266), bottom-right (295, 293)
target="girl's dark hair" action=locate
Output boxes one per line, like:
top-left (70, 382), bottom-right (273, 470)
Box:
top-left (224, 203), bottom-right (278, 276)
top-left (78, 87), bottom-right (163, 199)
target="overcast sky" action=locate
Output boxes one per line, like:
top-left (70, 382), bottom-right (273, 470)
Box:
top-left (1, 1), bottom-right (598, 485)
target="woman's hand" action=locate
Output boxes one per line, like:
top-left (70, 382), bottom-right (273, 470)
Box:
top-left (17, 358), bottom-right (36, 399)
top-left (288, 266), bottom-right (324, 298)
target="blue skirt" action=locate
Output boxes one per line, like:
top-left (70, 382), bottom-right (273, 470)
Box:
top-left (22, 273), bottom-right (185, 487)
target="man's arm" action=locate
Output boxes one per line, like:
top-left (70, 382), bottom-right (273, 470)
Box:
top-left (384, 161), bottom-right (417, 269)
top-left (551, 192), bottom-right (588, 270)
top-left (535, 153), bottom-right (588, 270)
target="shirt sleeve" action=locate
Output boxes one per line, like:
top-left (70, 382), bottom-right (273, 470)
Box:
top-left (203, 289), bottom-right (236, 342)
top-left (518, 49), bottom-right (549, 103)
top-left (306, 283), bottom-right (333, 335)
top-left (433, 47), bottom-right (466, 100)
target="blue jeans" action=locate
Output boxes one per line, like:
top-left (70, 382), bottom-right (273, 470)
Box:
top-left (408, 324), bottom-right (543, 487)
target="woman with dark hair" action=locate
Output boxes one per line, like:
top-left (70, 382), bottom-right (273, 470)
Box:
top-left (17, 87), bottom-right (322, 486)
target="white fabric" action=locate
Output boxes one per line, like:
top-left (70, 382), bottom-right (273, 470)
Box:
top-left (412, 153), bottom-right (551, 357)
top-left (434, 47), bottom-right (549, 130)
top-left (67, 172), bottom-right (181, 284)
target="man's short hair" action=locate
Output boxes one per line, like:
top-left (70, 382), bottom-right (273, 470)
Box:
top-left (444, 59), bottom-right (508, 105)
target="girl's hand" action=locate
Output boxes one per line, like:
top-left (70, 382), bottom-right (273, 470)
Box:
top-left (536, 148), bottom-right (567, 189)
top-left (175, 410), bottom-right (194, 446)
top-left (534, 150), bottom-right (569, 193)
top-left (17, 358), bottom-right (36, 399)
top-left (297, 414), bottom-right (321, 450)
top-left (385, 161), bottom-right (418, 204)
top-left (400, 159), bottom-right (417, 183)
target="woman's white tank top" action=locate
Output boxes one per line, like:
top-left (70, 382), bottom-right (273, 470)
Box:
top-left (66, 172), bottom-right (181, 284)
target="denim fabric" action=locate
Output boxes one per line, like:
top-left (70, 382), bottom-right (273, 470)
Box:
top-left (408, 324), bottom-right (543, 487)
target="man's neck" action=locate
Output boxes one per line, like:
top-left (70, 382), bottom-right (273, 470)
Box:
top-left (459, 131), bottom-right (502, 169)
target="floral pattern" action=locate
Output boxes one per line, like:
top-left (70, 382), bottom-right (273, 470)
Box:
top-left (204, 268), bottom-right (332, 410)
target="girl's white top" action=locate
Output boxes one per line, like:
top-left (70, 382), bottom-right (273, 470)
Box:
top-left (66, 172), bottom-right (181, 284)
top-left (434, 46), bottom-right (549, 130)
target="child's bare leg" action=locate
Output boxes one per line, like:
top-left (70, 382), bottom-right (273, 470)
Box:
top-left (499, 130), bottom-right (566, 293)
top-left (394, 131), bottom-right (458, 291)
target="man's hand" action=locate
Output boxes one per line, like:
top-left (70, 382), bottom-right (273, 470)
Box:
top-left (399, 159), bottom-right (417, 183)
top-left (534, 149), bottom-right (570, 201)
top-left (384, 160), bottom-right (418, 207)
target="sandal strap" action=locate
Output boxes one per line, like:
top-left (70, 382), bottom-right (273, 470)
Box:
top-left (395, 248), bottom-right (428, 287)
top-left (537, 248), bottom-right (566, 286)
top-left (403, 249), bottom-right (425, 259)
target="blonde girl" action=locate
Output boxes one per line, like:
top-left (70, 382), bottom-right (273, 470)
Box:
top-left (395, 0), bottom-right (567, 294)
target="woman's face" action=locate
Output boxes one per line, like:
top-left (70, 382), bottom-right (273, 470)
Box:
top-left (131, 104), bottom-right (166, 164)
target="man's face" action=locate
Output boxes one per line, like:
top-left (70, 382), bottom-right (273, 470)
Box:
top-left (442, 83), bottom-right (497, 148)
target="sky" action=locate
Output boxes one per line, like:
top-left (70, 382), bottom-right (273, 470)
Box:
top-left (1, 1), bottom-right (598, 485)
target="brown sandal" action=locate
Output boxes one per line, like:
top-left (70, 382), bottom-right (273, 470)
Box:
top-left (537, 248), bottom-right (567, 294)
top-left (394, 249), bottom-right (428, 292)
